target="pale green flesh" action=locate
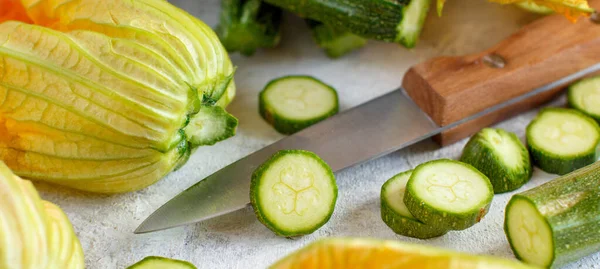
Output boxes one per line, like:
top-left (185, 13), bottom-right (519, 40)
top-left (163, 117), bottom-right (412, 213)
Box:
top-left (506, 199), bottom-right (554, 267)
top-left (264, 78), bottom-right (336, 120)
top-left (571, 78), bottom-right (600, 116)
top-left (396, 0), bottom-right (430, 44)
top-left (383, 172), bottom-right (415, 219)
top-left (481, 128), bottom-right (523, 169)
top-left (529, 111), bottom-right (599, 156)
top-left (411, 162), bottom-right (490, 213)
top-left (258, 154), bottom-right (335, 232)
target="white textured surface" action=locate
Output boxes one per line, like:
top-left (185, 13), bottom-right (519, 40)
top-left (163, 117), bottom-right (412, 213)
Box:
top-left (34, 0), bottom-right (600, 268)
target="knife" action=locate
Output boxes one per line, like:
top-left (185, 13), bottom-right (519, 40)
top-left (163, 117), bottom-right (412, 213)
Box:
top-left (135, 5), bottom-right (600, 234)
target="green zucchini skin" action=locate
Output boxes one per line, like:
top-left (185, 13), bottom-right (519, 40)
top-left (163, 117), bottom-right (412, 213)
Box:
top-left (263, 0), bottom-right (408, 42)
top-left (306, 20), bottom-right (368, 59)
top-left (568, 76), bottom-right (600, 123)
top-left (460, 128), bottom-right (532, 193)
top-left (404, 159), bottom-right (494, 231)
top-left (250, 150), bottom-right (338, 237)
top-left (526, 108), bottom-right (600, 176)
top-left (216, 0), bottom-right (283, 56)
top-left (505, 161), bottom-right (600, 268)
top-left (396, 0), bottom-right (431, 48)
top-left (259, 76), bottom-right (339, 135)
top-left (381, 170), bottom-right (449, 239)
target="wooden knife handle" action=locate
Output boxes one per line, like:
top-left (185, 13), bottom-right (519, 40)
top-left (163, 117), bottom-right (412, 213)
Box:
top-left (402, 2), bottom-right (600, 146)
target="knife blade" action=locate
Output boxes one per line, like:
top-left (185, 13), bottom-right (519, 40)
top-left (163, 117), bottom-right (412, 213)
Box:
top-left (135, 62), bottom-right (600, 234)
top-left (136, 2), bottom-right (600, 234)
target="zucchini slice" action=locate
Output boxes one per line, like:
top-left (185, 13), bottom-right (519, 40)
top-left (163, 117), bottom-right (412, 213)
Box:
top-left (526, 108), bottom-right (600, 175)
top-left (306, 20), bottom-right (367, 59)
top-left (250, 150), bottom-right (338, 237)
top-left (404, 159), bottom-right (494, 231)
top-left (381, 170), bottom-right (448, 239)
top-left (460, 128), bottom-right (532, 193)
top-left (259, 76), bottom-right (339, 134)
top-left (505, 161), bottom-right (600, 268)
top-left (127, 256), bottom-right (196, 269)
top-left (568, 76), bottom-right (600, 123)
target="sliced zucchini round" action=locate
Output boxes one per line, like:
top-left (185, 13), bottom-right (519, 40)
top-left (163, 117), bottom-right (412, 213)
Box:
top-left (568, 76), bottom-right (600, 123)
top-left (126, 256), bottom-right (197, 269)
top-left (250, 150), bottom-right (338, 237)
top-left (259, 76), bottom-right (339, 134)
top-left (505, 197), bottom-right (554, 268)
top-left (460, 128), bottom-right (532, 193)
top-left (404, 159), bottom-right (494, 231)
top-left (526, 108), bottom-right (600, 175)
top-left (381, 170), bottom-right (448, 239)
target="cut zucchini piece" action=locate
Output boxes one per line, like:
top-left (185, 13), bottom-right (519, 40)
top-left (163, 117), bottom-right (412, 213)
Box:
top-left (216, 0), bottom-right (283, 56)
top-left (517, 2), bottom-right (554, 14)
top-left (568, 76), bottom-right (600, 123)
top-left (250, 150), bottom-right (337, 237)
top-left (505, 161), bottom-right (600, 268)
top-left (306, 20), bottom-right (367, 59)
top-left (184, 106), bottom-right (238, 147)
top-left (381, 170), bottom-right (449, 239)
top-left (259, 76), bottom-right (339, 134)
top-left (460, 128), bottom-right (532, 193)
top-left (127, 256), bottom-right (196, 269)
top-left (404, 159), bottom-right (494, 231)
top-left (396, 0), bottom-right (431, 48)
top-left (526, 108), bottom-right (600, 175)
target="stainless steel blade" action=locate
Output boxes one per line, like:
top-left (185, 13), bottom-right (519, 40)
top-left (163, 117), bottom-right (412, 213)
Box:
top-left (135, 67), bottom-right (600, 234)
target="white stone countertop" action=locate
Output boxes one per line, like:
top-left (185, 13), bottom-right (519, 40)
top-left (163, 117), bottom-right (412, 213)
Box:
top-left (35, 0), bottom-right (600, 268)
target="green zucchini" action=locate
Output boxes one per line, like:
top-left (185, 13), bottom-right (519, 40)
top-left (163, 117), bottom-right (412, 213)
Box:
top-left (505, 161), bottom-right (600, 268)
top-left (306, 20), bottom-right (368, 59)
top-left (460, 128), bottom-right (532, 193)
top-left (216, 0), bottom-right (283, 56)
top-left (526, 108), bottom-right (600, 175)
top-left (404, 159), bottom-right (494, 231)
top-left (259, 76), bottom-right (339, 134)
top-left (381, 170), bottom-right (449, 239)
top-left (250, 150), bottom-right (338, 237)
top-left (183, 106), bottom-right (238, 147)
top-left (127, 256), bottom-right (196, 269)
top-left (264, 0), bottom-right (429, 47)
top-left (568, 76), bottom-right (600, 123)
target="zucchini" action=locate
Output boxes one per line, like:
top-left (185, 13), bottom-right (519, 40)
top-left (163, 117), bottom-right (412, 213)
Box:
top-left (259, 76), bottom-right (339, 134)
top-left (381, 170), bottom-right (449, 239)
top-left (568, 76), bottom-right (600, 123)
top-left (127, 256), bottom-right (196, 269)
top-left (396, 0), bottom-right (431, 48)
top-left (306, 20), bottom-right (367, 59)
top-left (526, 108), bottom-right (600, 175)
top-left (505, 161), bottom-right (600, 268)
top-left (263, 0), bottom-right (427, 46)
top-left (460, 128), bottom-right (532, 193)
top-left (250, 150), bottom-right (338, 237)
top-left (216, 0), bottom-right (283, 56)
top-left (404, 159), bottom-right (494, 230)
